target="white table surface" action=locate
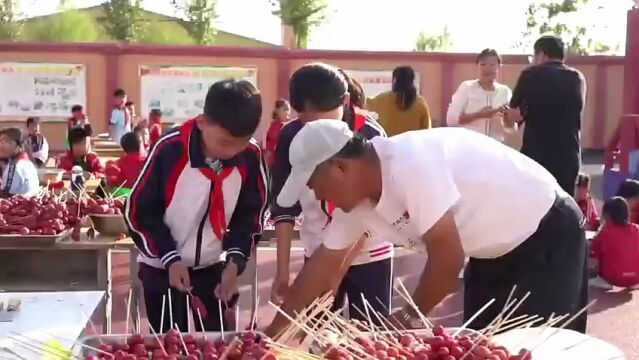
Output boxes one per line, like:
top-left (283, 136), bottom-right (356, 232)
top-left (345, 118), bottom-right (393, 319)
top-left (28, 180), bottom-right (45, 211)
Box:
top-left (0, 291), bottom-right (104, 359)
top-left (493, 327), bottom-right (625, 359)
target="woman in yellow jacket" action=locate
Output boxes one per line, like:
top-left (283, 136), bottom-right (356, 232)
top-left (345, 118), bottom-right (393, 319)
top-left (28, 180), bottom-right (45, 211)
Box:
top-left (366, 66), bottom-right (431, 135)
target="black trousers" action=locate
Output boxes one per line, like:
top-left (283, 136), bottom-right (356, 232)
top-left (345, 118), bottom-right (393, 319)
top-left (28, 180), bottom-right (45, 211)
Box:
top-left (140, 262), bottom-right (239, 333)
top-left (305, 257), bottom-right (393, 323)
top-left (463, 192), bottom-right (588, 333)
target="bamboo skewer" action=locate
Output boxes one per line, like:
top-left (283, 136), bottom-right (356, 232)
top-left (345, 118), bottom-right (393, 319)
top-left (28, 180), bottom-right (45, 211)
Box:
top-left (160, 294), bottom-right (166, 333)
top-left (148, 324), bottom-right (168, 356)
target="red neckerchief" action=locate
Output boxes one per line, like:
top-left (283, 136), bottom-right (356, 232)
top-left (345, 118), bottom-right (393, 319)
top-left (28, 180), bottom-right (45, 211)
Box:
top-left (13, 152), bottom-right (29, 161)
top-left (179, 119), bottom-right (233, 241)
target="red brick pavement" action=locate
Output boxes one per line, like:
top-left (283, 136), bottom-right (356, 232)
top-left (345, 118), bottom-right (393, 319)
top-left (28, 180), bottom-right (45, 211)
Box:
top-left (106, 249), bottom-right (639, 359)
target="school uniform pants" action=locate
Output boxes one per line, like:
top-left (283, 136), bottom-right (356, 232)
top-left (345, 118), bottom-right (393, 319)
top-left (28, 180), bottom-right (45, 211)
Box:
top-left (305, 257), bottom-right (393, 324)
top-left (139, 262), bottom-right (239, 333)
top-left (463, 191), bottom-right (588, 333)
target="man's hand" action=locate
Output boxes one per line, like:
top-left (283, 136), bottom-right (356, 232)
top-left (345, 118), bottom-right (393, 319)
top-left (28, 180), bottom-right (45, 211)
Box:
top-left (215, 261), bottom-right (239, 302)
top-left (271, 272), bottom-right (290, 305)
top-left (389, 306), bottom-right (426, 329)
top-left (504, 108), bottom-right (522, 126)
top-left (168, 261), bottom-right (191, 292)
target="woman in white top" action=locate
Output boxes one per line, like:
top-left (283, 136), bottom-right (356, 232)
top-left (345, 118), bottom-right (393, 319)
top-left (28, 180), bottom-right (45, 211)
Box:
top-left (447, 49), bottom-right (514, 140)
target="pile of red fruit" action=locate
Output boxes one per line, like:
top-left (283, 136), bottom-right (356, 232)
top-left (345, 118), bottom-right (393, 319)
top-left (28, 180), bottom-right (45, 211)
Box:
top-left (84, 330), bottom-right (277, 360)
top-left (325, 325), bottom-right (532, 360)
top-left (0, 195), bottom-right (80, 236)
top-left (83, 197), bottom-right (125, 216)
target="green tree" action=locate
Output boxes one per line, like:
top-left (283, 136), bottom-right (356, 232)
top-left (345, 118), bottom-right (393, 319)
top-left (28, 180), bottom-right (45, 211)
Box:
top-left (271, 0), bottom-right (327, 49)
top-left (32, 5), bottom-right (98, 42)
top-left (171, 0), bottom-right (217, 45)
top-left (521, 0), bottom-right (616, 55)
top-left (101, 0), bottom-right (146, 42)
top-left (0, 0), bottom-right (22, 41)
top-left (415, 26), bottom-right (453, 52)
top-left (137, 20), bottom-right (194, 45)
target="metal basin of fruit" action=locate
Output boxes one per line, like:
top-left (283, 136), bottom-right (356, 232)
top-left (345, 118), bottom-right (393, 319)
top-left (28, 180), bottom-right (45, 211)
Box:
top-left (90, 214), bottom-right (128, 236)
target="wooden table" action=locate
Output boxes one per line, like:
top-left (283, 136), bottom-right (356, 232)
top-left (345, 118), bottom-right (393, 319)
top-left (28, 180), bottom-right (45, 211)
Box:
top-left (0, 291), bottom-right (105, 359)
top-left (0, 236), bottom-right (116, 333)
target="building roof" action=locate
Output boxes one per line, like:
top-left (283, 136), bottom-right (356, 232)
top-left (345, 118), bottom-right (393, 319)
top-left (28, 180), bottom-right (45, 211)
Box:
top-left (22, 5), bottom-right (278, 47)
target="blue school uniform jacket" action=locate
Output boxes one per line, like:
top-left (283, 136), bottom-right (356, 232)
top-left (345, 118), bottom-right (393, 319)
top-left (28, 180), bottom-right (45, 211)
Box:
top-left (125, 119), bottom-right (268, 273)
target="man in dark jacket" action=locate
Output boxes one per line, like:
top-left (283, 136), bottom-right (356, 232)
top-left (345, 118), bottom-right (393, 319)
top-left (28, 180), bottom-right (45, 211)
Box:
top-left (507, 35), bottom-right (586, 196)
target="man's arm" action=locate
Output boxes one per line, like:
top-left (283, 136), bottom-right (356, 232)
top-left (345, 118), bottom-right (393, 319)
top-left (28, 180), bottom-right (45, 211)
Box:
top-left (265, 209), bottom-right (367, 337)
top-left (124, 133), bottom-right (181, 267)
top-left (265, 243), bottom-right (357, 337)
top-left (222, 141), bottom-right (269, 275)
top-left (411, 211), bottom-right (465, 316)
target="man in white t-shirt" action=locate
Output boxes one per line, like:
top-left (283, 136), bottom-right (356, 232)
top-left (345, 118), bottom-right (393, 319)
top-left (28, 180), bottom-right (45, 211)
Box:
top-left (266, 119), bottom-right (588, 336)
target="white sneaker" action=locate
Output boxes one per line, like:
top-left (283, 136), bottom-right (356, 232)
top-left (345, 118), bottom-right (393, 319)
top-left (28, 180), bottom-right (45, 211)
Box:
top-left (589, 277), bottom-right (614, 290)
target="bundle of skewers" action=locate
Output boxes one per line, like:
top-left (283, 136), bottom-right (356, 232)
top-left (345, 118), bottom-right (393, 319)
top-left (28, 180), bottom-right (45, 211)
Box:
top-left (3, 280), bottom-right (598, 360)
top-left (266, 280), bottom-right (596, 360)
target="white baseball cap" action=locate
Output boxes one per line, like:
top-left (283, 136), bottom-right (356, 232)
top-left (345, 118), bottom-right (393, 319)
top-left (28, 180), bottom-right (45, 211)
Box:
top-left (277, 119), bottom-right (354, 208)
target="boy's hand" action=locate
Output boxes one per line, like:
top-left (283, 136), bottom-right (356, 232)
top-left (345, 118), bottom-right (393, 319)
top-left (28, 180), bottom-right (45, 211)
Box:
top-left (271, 272), bottom-right (289, 305)
top-left (215, 261), bottom-right (239, 302)
top-left (168, 261), bottom-right (191, 292)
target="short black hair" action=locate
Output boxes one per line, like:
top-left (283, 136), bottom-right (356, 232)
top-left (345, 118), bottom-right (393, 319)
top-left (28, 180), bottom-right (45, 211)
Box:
top-left (603, 196), bottom-right (630, 226)
top-left (120, 132), bottom-right (141, 154)
top-left (289, 62), bottom-right (347, 113)
top-left (534, 35), bottom-right (565, 60)
top-left (150, 109), bottom-right (162, 117)
top-left (617, 179), bottom-right (639, 199)
top-left (114, 88), bottom-right (126, 97)
top-left (68, 126), bottom-right (90, 145)
top-left (0, 127), bottom-right (23, 146)
top-left (576, 173), bottom-right (590, 188)
top-left (26, 117), bottom-right (41, 126)
top-left (125, 101), bottom-right (134, 107)
top-left (476, 48), bottom-right (501, 64)
top-left (71, 104), bottom-right (83, 113)
top-left (332, 133), bottom-right (370, 160)
top-left (203, 79), bottom-right (262, 137)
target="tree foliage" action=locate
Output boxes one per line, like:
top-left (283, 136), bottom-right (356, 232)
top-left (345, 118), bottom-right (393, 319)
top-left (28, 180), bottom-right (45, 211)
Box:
top-left (32, 4), bottom-right (97, 43)
top-left (415, 26), bottom-right (453, 52)
top-left (171, 0), bottom-right (217, 45)
top-left (271, 0), bottom-right (327, 49)
top-left (101, 0), bottom-right (147, 42)
top-left (521, 0), bottom-right (616, 55)
top-left (0, 0), bottom-right (22, 41)
top-left (137, 20), bottom-right (194, 45)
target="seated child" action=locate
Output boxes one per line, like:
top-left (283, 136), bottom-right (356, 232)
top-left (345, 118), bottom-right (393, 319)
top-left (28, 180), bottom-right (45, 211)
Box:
top-left (575, 173), bottom-right (600, 230)
top-left (68, 104), bottom-right (92, 135)
top-left (148, 109), bottom-right (163, 146)
top-left (616, 179), bottom-right (639, 223)
top-left (58, 126), bottom-right (104, 178)
top-left (590, 196), bottom-right (639, 289)
top-left (125, 79), bottom-right (267, 333)
top-left (105, 132), bottom-right (146, 189)
top-left (23, 117), bottom-right (49, 168)
top-left (0, 128), bottom-right (39, 197)
top-left (133, 120), bottom-right (150, 150)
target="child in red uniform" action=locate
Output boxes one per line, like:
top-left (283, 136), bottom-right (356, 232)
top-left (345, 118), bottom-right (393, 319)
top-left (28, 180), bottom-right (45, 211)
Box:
top-left (148, 109), bottom-right (163, 146)
top-left (616, 179), bottom-right (639, 224)
top-left (590, 196), bottom-right (639, 290)
top-left (575, 173), bottom-right (600, 230)
top-left (263, 99), bottom-right (290, 168)
top-left (105, 132), bottom-right (146, 189)
top-left (58, 126), bottom-right (104, 178)
top-left (68, 105), bottom-right (92, 135)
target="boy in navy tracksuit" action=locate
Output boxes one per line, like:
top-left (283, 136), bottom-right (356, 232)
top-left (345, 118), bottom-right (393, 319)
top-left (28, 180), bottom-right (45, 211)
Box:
top-left (125, 79), bottom-right (268, 333)
top-left (270, 63), bottom-right (393, 322)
